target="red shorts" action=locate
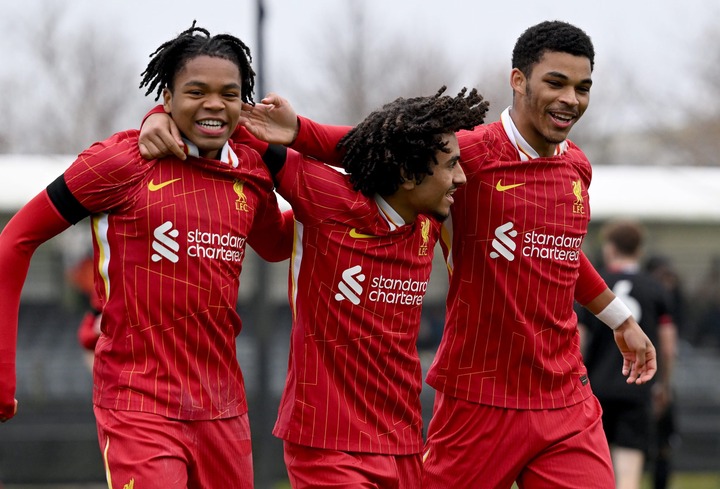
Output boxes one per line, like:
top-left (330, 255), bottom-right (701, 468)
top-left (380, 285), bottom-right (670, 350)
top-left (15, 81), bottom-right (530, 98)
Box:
top-left (283, 440), bottom-right (422, 488)
top-left (422, 394), bottom-right (614, 489)
top-left (95, 407), bottom-right (253, 489)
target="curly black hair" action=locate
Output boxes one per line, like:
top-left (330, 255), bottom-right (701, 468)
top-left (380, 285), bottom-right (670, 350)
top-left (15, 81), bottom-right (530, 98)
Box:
top-left (511, 20), bottom-right (595, 77)
top-left (139, 21), bottom-right (255, 103)
top-left (338, 86), bottom-right (489, 197)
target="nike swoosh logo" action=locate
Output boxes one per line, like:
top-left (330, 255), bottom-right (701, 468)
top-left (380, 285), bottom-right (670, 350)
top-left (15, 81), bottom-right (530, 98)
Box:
top-left (349, 228), bottom-right (376, 239)
top-left (148, 178), bottom-right (181, 192)
top-left (496, 180), bottom-right (525, 192)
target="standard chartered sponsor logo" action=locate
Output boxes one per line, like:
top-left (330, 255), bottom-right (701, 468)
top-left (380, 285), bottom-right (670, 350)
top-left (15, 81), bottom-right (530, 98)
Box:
top-left (489, 221), bottom-right (518, 261)
top-left (150, 221), bottom-right (246, 263)
top-left (187, 229), bottom-right (246, 261)
top-left (522, 230), bottom-right (582, 261)
top-left (489, 221), bottom-right (582, 262)
top-left (334, 265), bottom-right (366, 305)
top-left (334, 265), bottom-right (428, 306)
top-left (152, 221), bottom-right (180, 263)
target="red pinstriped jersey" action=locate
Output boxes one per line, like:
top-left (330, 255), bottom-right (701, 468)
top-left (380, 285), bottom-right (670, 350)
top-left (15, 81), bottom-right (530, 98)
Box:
top-left (63, 130), bottom-right (285, 420)
top-left (425, 118), bottom-right (594, 410)
top-left (272, 153), bottom-right (441, 454)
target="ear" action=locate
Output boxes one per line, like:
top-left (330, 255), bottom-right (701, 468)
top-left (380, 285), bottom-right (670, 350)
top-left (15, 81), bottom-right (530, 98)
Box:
top-left (399, 179), bottom-right (416, 191)
top-left (510, 68), bottom-right (526, 96)
top-left (162, 88), bottom-right (172, 113)
top-left (398, 168), bottom-right (417, 191)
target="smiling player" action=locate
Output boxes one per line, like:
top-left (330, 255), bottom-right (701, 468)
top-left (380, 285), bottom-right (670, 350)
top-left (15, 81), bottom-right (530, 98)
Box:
top-left (0, 23), bottom-right (293, 488)
top-left (139, 86), bottom-right (489, 488)
top-left (207, 20), bottom-right (658, 489)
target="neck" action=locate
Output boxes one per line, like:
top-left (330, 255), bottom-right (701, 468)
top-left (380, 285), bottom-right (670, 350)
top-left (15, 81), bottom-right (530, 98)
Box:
top-left (382, 193), bottom-right (416, 224)
top-left (507, 108), bottom-right (558, 158)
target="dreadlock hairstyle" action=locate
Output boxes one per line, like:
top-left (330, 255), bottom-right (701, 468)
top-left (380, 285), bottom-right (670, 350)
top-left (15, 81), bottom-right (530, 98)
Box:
top-left (512, 20), bottom-right (595, 77)
top-left (139, 21), bottom-right (256, 103)
top-left (337, 86), bottom-right (489, 197)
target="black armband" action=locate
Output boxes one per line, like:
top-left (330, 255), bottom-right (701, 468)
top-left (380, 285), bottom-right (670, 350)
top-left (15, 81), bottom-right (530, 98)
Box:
top-left (46, 174), bottom-right (90, 224)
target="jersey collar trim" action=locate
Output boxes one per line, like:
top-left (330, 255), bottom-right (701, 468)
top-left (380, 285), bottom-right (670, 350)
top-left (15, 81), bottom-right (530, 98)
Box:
top-left (182, 138), bottom-right (239, 168)
top-left (375, 194), bottom-right (405, 231)
top-left (500, 107), bottom-right (568, 161)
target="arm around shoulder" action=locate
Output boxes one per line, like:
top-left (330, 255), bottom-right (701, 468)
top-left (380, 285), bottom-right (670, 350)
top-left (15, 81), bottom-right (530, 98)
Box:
top-left (290, 116), bottom-right (350, 166)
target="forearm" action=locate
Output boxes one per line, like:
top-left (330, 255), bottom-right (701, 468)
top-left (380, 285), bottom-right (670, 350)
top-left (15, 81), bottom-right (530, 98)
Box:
top-left (582, 288), bottom-right (635, 331)
top-left (290, 116), bottom-right (351, 166)
top-left (143, 103), bottom-right (271, 155)
top-left (575, 252), bottom-right (635, 330)
top-left (0, 191), bottom-right (70, 415)
top-left (142, 104), bottom-right (167, 126)
top-left (582, 288), bottom-right (614, 315)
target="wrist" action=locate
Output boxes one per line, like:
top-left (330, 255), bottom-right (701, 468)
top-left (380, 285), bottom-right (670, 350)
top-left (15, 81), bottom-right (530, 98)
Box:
top-left (289, 116), bottom-right (300, 145)
top-left (595, 297), bottom-right (632, 330)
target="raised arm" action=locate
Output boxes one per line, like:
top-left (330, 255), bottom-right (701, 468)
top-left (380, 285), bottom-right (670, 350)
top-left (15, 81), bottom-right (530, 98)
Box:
top-left (139, 105), bottom-right (270, 160)
top-left (138, 105), bottom-right (187, 160)
top-left (139, 94), bottom-right (353, 168)
top-left (239, 93), bottom-right (351, 166)
top-left (238, 93), bottom-right (300, 145)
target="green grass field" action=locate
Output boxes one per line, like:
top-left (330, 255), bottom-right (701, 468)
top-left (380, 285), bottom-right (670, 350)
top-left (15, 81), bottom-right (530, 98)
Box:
top-left (510, 472), bottom-right (720, 489)
top-left (514, 473), bottom-right (720, 489)
top-left (641, 472), bottom-right (720, 489)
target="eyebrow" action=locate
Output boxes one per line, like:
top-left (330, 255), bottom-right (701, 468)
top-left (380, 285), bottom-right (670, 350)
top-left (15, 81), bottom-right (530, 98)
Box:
top-left (545, 71), bottom-right (593, 86)
top-left (181, 80), bottom-right (243, 90)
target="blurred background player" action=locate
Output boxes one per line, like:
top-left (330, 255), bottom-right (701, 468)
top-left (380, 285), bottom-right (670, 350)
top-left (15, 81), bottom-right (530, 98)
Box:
top-left (645, 254), bottom-right (683, 489)
top-left (578, 220), bottom-right (677, 489)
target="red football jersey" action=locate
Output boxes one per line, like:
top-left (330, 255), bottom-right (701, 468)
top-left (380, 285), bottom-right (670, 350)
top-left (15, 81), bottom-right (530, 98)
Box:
top-left (62, 130), bottom-right (287, 420)
top-left (272, 152), bottom-right (441, 454)
top-left (425, 116), bottom-right (594, 409)
top-left (286, 115), bottom-right (607, 411)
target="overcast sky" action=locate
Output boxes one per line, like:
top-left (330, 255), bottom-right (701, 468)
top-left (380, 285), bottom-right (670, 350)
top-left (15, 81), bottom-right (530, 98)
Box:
top-left (3, 0), bottom-right (718, 127)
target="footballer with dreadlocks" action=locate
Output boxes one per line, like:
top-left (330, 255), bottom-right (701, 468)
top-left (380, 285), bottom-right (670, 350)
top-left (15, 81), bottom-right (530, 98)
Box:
top-left (179, 20), bottom-right (658, 489)
top-left (0, 23), bottom-right (295, 488)
top-left (138, 86), bottom-right (488, 487)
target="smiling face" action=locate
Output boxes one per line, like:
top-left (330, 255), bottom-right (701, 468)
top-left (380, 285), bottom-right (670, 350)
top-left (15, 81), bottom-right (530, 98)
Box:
top-left (509, 51), bottom-right (592, 157)
top-left (162, 55), bottom-right (243, 159)
top-left (396, 133), bottom-right (466, 222)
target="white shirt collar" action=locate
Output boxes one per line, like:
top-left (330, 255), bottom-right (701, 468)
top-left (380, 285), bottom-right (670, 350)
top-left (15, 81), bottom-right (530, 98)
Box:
top-left (374, 194), bottom-right (405, 231)
top-left (182, 138), bottom-right (239, 167)
top-left (500, 107), bottom-right (568, 161)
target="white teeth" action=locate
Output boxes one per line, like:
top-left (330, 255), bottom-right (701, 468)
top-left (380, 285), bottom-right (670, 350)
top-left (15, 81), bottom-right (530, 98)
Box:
top-left (198, 120), bottom-right (223, 128)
